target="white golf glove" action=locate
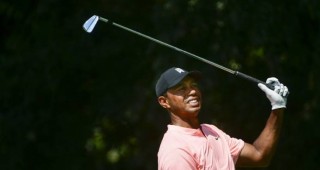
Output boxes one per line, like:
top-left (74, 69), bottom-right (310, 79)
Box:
top-left (258, 77), bottom-right (289, 110)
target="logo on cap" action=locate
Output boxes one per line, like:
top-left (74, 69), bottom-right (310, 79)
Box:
top-left (175, 68), bottom-right (185, 73)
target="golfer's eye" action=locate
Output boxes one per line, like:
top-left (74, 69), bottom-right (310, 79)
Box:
top-left (191, 82), bottom-right (199, 88)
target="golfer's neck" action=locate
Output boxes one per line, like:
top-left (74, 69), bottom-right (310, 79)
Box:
top-left (170, 114), bottom-right (200, 129)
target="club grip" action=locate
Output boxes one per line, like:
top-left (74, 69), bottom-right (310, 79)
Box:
top-left (234, 71), bottom-right (275, 90)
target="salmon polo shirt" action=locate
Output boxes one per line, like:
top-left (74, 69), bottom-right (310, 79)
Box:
top-left (158, 124), bottom-right (245, 170)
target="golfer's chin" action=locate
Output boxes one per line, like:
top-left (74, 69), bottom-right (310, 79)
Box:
top-left (186, 105), bottom-right (201, 115)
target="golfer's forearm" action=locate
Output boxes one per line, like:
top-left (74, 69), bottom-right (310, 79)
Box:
top-left (253, 109), bottom-right (284, 164)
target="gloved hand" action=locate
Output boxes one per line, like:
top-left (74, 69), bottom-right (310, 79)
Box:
top-left (258, 77), bottom-right (289, 110)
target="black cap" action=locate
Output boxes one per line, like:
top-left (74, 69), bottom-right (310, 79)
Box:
top-left (155, 67), bottom-right (201, 97)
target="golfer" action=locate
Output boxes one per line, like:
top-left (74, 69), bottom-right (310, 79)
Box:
top-left (156, 67), bottom-right (289, 170)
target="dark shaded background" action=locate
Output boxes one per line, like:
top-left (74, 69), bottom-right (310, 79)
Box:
top-left (1, 0), bottom-right (319, 169)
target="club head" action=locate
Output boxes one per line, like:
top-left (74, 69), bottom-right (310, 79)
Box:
top-left (83, 15), bottom-right (99, 33)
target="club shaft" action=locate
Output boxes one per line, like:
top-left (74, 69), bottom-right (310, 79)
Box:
top-left (100, 17), bottom-right (235, 73)
top-left (98, 17), bottom-right (272, 89)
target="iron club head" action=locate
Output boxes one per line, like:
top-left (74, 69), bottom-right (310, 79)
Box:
top-left (83, 15), bottom-right (100, 33)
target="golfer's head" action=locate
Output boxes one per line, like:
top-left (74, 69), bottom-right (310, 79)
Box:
top-left (155, 67), bottom-right (201, 97)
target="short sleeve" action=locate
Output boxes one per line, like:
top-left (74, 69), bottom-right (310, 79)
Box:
top-left (228, 136), bottom-right (245, 162)
top-left (220, 131), bottom-right (245, 162)
top-left (202, 124), bottom-right (245, 163)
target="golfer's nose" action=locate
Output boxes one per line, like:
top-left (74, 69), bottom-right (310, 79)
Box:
top-left (186, 86), bottom-right (197, 95)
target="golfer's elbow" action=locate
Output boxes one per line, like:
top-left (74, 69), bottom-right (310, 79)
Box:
top-left (254, 152), bottom-right (273, 167)
top-left (237, 143), bottom-right (275, 167)
top-left (237, 152), bottom-right (273, 167)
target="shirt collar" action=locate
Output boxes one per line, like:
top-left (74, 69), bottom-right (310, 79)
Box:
top-left (167, 124), bottom-right (203, 136)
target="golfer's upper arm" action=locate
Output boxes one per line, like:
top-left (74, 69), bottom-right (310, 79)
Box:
top-left (236, 143), bottom-right (269, 167)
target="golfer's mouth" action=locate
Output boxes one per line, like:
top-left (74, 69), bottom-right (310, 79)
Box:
top-left (186, 97), bottom-right (201, 106)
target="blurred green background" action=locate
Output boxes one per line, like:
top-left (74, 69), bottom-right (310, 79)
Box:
top-left (1, 0), bottom-right (319, 169)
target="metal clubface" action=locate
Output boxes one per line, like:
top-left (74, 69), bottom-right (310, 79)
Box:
top-left (83, 15), bottom-right (100, 33)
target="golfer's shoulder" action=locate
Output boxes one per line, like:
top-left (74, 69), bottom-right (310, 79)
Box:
top-left (161, 130), bottom-right (188, 146)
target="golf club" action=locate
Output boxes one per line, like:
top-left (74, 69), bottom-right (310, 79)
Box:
top-left (83, 15), bottom-right (275, 90)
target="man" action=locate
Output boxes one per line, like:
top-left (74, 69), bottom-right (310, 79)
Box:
top-left (155, 67), bottom-right (289, 170)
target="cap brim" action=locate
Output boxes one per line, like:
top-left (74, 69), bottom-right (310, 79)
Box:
top-left (188, 70), bottom-right (202, 80)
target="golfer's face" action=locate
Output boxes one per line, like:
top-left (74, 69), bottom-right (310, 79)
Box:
top-left (166, 77), bottom-right (202, 116)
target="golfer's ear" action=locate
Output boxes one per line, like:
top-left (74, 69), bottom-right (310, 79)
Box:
top-left (158, 96), bottom-right (170, 109)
